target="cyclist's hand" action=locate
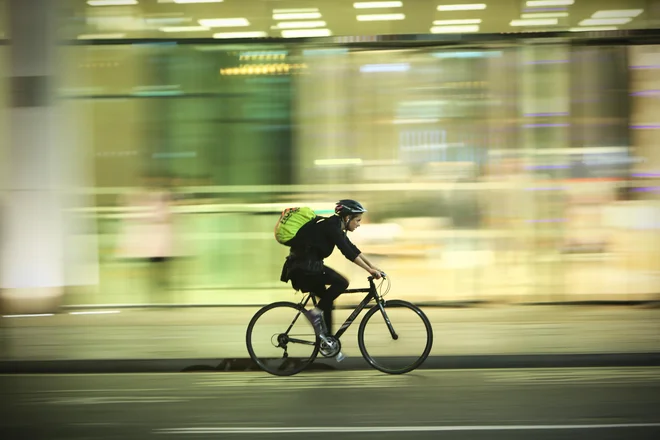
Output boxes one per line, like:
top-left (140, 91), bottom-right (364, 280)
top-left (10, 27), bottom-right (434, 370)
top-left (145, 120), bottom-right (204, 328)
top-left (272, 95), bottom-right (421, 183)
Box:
top-left (369, 269), bottom-right (382, 279)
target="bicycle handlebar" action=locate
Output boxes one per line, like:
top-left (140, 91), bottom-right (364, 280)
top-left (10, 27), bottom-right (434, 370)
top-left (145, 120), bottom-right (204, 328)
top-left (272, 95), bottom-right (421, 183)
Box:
top-left (367, 272), bottom-right (387, 281)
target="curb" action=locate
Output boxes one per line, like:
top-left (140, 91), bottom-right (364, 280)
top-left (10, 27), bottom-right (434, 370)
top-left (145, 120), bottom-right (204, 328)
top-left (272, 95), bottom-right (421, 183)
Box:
top-left (2, 353), bottom-right (659, 374)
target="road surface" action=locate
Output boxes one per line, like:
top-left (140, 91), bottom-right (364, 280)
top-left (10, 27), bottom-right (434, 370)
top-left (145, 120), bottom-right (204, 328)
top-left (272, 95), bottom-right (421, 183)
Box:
top-left (1, 367), bottom-right (659, 439)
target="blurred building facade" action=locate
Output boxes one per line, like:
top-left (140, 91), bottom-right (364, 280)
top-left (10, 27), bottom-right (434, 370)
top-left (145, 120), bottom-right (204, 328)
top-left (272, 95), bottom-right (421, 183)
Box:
top-left (0, 1), bottom-right (659, 312)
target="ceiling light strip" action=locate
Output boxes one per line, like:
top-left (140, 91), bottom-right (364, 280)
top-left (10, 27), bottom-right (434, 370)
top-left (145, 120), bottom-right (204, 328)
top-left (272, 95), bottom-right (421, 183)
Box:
top-left (510, 18), bottom-right (559, 26)
top-left (353, 1), bottom-right (403, 8)
top-left (282, 28), bottom-right (332, 38)
top-left (433, 19), bottom-right (482, 25)
top-left (437, 4), bottom-right (486, 11)
top-left (213, 31), bottom-right (268, 39)
top-left (526, 0), bottom-right (574, 6)
top-left (198, 18), bottom-right (250, 27)
top-left (431, 25), bottom-right (480, 33)
top-left (356, 13), bottom-right (405, 21)
top-left (276, 21), bottom-right (326, 29)
top-left (591, 9), bottom-right (643, 18)
top-left (87, 0), bottom-right (137, 5)
top-left (273, 12), bottom-right (323, 20)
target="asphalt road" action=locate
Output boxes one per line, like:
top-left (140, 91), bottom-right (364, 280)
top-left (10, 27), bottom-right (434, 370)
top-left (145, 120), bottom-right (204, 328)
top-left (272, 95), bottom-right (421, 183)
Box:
top-left (1, 368), bottom-right (659, 440)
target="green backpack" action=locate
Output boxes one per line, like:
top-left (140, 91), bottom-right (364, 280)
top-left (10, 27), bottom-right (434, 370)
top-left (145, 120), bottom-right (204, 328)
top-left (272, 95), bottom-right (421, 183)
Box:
top-left (274, 207), bottom-right (318, 246)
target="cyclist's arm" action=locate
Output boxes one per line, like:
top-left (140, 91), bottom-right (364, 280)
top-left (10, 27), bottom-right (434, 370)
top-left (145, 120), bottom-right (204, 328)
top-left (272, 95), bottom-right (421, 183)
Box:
top-left (329, 222), bottom-right (380, 277)
top-left (330, 224), bottom-right (361, 261)
top-left (353, 254), bottom-right (382, 279)
top-left (357, 254), bottom-right (378, 270)
top-left (352, 254), bottom-right (373, 272)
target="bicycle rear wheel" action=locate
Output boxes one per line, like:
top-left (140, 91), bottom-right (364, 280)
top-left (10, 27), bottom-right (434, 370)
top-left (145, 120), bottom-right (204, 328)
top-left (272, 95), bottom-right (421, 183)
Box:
top-left (246, 301), bottom-right (320, 376)
top-left (357, 299), bottom-right (433, 374)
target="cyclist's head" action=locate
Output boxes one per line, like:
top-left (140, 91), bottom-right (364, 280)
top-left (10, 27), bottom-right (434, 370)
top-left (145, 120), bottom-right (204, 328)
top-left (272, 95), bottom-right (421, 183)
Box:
top-left (335, 199), bottom-right (366, 232)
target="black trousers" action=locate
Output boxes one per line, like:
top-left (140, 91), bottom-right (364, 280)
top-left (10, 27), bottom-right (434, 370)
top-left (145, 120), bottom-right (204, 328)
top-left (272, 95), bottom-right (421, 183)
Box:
top-left (296, 265), bottom-right (349, 335)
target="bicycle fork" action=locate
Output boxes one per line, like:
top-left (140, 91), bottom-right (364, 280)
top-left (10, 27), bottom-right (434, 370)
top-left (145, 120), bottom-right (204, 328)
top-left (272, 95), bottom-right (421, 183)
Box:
top-left (377, 301), bottom-right (399, 340)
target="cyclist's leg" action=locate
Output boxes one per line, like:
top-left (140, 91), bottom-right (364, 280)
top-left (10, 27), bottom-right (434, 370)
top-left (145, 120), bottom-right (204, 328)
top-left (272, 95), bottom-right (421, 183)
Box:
top-left (293, 275), bottom-right (330, 337)
top-left (315, 266), bottom-right (349, 334)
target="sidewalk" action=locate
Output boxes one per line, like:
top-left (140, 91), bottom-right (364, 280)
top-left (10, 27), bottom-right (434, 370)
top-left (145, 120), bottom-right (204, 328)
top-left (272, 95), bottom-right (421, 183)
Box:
top-left (1, 305), bottom-right (658, 369)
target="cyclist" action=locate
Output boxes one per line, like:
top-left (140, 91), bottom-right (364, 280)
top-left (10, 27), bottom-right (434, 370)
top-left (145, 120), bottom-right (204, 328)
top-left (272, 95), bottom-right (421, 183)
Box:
top-left (281, 199), bottom-right (383, 342)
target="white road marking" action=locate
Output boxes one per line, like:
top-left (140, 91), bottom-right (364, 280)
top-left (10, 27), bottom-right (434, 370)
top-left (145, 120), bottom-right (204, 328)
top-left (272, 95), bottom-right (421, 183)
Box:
top-left (154, 423), bottom-right (660, 434)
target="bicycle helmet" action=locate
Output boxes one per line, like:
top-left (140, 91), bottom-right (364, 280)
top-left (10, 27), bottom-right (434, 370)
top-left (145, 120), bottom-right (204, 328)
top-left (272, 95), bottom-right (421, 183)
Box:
top-left (334, 199), bottom-right (367, 217)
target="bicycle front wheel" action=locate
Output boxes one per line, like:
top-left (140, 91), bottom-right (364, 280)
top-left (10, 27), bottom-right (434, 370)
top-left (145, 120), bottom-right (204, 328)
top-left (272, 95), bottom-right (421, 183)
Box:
top-left (357, 299), bottom-right (433, 374)
top-left (246, 301), bottom-right (320, 376)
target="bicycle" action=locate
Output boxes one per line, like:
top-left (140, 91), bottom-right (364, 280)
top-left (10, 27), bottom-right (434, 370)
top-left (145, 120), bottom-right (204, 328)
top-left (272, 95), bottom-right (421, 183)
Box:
top-left (245, 274), bottom-right (433, 376)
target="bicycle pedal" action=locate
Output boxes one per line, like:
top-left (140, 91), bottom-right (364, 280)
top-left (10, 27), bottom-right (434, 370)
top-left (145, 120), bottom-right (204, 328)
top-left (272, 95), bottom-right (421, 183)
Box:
top-left (336, 351), bottom-right (346, 363)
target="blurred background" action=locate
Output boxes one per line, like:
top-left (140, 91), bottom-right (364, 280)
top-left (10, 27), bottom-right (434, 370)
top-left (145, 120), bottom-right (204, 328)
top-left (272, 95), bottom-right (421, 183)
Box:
top-left (0, 0), bottom-right (659, 314)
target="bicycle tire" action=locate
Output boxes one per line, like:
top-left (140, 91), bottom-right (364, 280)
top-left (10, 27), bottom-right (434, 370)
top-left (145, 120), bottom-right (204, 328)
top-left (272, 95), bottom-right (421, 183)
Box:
top-left (246, 301), bottom-right (320, 376)
top-left (357, 299), bottom-right (433, 374)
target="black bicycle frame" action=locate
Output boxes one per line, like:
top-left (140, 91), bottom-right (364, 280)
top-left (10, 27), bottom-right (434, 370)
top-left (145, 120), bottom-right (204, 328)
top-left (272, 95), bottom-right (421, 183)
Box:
top-left (298, 276), bottom-right (381, 340)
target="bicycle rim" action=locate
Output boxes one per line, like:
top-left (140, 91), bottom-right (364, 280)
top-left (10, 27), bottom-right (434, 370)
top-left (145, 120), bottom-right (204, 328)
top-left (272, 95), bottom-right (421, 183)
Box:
top-left (246, 301), bottom-right (320, 376)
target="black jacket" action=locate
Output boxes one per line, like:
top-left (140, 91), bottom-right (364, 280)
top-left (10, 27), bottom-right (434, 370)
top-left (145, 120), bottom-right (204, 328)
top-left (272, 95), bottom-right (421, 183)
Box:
top-left (289, 215), bottom-right (361, 262)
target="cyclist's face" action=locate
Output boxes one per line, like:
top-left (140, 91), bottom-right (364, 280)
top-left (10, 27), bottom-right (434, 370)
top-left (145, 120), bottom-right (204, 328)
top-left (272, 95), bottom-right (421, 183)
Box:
top-left (346, 214), bottom-right (362, 232)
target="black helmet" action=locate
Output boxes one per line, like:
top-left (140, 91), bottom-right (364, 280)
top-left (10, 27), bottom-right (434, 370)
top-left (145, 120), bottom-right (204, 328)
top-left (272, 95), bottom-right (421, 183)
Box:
top-left (335, 199), bottom-right (367, 217)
